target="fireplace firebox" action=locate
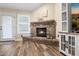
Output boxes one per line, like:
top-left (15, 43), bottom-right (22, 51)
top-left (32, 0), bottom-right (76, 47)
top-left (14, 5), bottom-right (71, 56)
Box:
top-left (36, 28), bottom-right (47, 37)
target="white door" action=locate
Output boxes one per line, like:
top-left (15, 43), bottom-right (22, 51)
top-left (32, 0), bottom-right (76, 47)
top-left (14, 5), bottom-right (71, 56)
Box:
top-left (2, 16), bottom-right (12, 39)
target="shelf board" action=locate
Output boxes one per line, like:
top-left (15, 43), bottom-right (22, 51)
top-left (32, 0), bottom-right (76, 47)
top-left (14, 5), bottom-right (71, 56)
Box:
top-left (69, 45), bottom-right (75, 47)
top-left (62, 20), bottom-right (67, 22)
top-left (62, 10), bottom-right (67, 13)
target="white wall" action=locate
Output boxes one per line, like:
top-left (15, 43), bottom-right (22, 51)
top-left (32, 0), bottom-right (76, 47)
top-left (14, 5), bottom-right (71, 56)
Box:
top-left (54, 3), bottom-right (62, 39)
top-left (31, 3), bottom-right (55, 22)
top-left (31, 3), bottom-right (62, 39)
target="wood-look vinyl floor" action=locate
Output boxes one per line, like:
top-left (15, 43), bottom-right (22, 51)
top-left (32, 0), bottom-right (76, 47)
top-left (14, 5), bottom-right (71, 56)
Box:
top-left (0, 39), bottom-right (64, 56)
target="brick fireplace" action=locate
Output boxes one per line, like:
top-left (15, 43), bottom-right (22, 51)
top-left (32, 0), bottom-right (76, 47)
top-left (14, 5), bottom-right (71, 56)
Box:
top-left (31, 20), bottom-right (56, 39)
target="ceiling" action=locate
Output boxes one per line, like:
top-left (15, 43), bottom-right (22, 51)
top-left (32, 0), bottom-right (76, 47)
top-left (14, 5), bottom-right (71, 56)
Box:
top-left (0, 3), bottom-right (44, 12)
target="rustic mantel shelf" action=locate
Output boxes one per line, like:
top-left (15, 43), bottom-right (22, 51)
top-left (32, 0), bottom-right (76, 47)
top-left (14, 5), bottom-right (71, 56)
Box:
top-left (31, 20), bottom-right (56, 25)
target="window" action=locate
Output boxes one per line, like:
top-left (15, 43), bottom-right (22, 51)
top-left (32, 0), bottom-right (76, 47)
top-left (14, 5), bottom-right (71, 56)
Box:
top-left (17, 15), bottom-right (31, 36)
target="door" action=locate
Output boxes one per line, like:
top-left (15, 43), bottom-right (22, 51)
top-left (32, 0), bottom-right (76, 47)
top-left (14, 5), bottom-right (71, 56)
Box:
top-left (60, 34), bottom-right (68, 55)
top-left (2, 16), bottom-right (12, 39)
top-left (68, 36), bottom-right (75, 56)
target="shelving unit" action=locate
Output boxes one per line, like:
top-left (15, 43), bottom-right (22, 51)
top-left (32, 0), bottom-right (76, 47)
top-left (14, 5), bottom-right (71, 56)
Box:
top-left (61, 3), bottom-right (71, 32)
top-left (59, 3), bottom-right (79, 56)
top-left (59, 33), bottom-right (79, 56)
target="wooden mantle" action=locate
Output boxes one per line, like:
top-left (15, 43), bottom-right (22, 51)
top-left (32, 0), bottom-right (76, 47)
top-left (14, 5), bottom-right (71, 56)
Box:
top-left (31, 20), bottom-right (56, 25)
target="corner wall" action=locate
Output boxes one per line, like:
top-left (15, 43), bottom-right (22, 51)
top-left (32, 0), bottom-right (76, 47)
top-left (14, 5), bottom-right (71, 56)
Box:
top-left (54, 3), bottom-right (62, 39)
top-left (31, 3), bottom-right (62, 40)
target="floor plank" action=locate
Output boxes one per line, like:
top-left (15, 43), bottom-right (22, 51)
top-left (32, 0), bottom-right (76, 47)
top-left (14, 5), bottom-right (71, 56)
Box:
top-left (0, 39), bottom-right (64, 56)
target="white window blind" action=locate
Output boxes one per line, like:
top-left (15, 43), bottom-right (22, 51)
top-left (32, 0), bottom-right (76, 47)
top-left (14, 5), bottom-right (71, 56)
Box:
top-left (17, 15), bottom-right (30, 35)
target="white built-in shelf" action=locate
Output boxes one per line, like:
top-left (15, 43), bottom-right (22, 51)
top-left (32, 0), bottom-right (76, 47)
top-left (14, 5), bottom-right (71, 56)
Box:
top-left (59, 3), bottom-right (77, 56)
top-left (61, 3), bottom-right (71, 32)
top-left (59, 33), bottom-right (79, 56)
